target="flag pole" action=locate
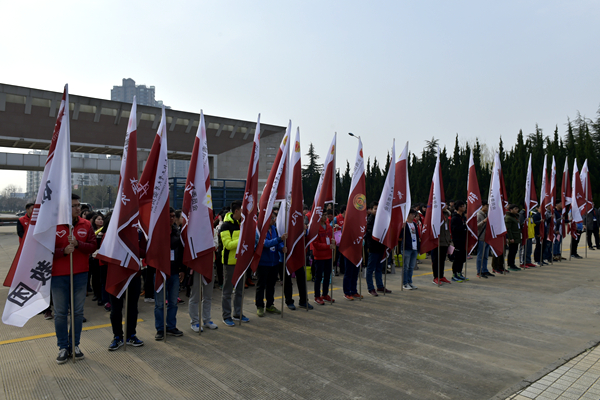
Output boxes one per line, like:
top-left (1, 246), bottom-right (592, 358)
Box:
top-left (123, 287), bottom-right (128, 351)
top-left (69, 226), bottom-right (76, 363)
top-left (239, 269), bottom-right (246, 326)
top-left (282, 205), bottom-right (288, 318)
top-left (198, 274), bottom-right (202, 336)
top-left (437, 243), bottom-right (441, 287)
top-left (163, 279), bottom-right (167, 342)
top-left (464, 239), bottom-right (468, 280)
top-left (359, 247), bottom-right (364, 299)
top-left (330, 206), bottom-right (335, 305)
top-left (304, 247), bottom-right (309, 311)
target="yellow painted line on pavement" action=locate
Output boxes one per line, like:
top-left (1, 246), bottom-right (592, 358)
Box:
top-left (0, 319), bottom-right (144, 346)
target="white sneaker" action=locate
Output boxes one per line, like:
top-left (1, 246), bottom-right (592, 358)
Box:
top-left (144, 298), bottom-right (155, 303)
top-left (203, 321), bottom-right (218, 330)
top-left (402, 284), bottom-right (413, 290)
top-left (409, 283), bottom-right (418, 290)
top-left (191, 324), bottom-right (203, 333)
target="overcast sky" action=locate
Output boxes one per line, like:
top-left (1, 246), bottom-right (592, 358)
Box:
top-left (2, 0), bottom-right (600, 193)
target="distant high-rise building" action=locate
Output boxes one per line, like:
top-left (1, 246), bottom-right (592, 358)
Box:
top-left (111, 78), bottom-right (167, 108)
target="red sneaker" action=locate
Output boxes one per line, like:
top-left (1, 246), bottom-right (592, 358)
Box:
top-left (526, 263), bottom-right (537, 268)
top-left (440, 277), bottom-right (452, 284)
top-left (314, 297), bottom-right (325, 305)
top-left (352, 293), bottom-right (363, 299)
top-left (432, 278), bottom-right (441, 285)
top-left (322, 295), bottom-right (335, 303)
top-left (520, 264), bottom-right (529, 269)
top-left (344, 294), bottom-right (354, 301)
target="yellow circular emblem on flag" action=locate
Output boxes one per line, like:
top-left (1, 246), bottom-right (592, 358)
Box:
top-left (295, 142), bottom-right (300, 152)
top-left (353, 194), bottom-right (366, 211)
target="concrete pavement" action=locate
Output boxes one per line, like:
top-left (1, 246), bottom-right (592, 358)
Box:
top-left (1, 226), bottom-right (599, 399)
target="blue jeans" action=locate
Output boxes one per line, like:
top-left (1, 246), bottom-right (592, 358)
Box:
top-left (154, 274), bottom-right (179, 331)
top-left (403, 249), bottom-right (417, 285)
top-left (51, 272), bottom-right (88, 350)
top-left (366, 252), bottom-right (384, 291)
top-left (553, 238), bottom-right (562, 256)
top-left (476, 241), bottom-right (490, 274)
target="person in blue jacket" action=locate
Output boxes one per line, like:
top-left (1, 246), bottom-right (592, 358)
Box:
top-left (255, 211), bottom-right (287, 317)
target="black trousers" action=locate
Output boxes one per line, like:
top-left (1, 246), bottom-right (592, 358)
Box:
top-left (571, 234), bottom-right (581, 255)
top-left (313, 259), bottom-right (332, 298)
top-left (89, 258), bottom-right (102, 300)
top-left (284, 264), bottom-right (308, 305)
top-left (451, 247), bottom-right (466, 274)
top-left (255, 264), bottom-right (278, 308)
top-left (144, 266), bottom-right (155, 299)
top-left (109, 274), bottom-right (141, 338)
top-left (507, 243), bottom-right (519, 267)
top-left (534, 236), bottom-right (542, 262)
top-left (431, 246), bottom-right (448, 279)
top-left (587, 228), bottom-right (600, 248)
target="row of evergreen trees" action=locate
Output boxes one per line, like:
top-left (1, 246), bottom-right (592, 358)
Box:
top-left (302, 109), bottom-right (600, 210)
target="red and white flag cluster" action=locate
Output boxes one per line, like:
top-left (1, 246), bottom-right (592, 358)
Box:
top-left (523, 154), bottom-right (538, 245)
top-left (3, 85), bottom-right (72, 327)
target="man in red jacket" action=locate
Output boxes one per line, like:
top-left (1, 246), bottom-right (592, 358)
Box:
top-left (16, 203), bottom-right (34, 245)
top-left (310, 213), bottom-right (336, 305)
top-left (52, 194), bottom-right (97, 364)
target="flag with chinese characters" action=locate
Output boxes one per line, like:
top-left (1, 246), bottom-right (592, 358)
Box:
top-left (420, 147), bottom-right (445, 255)
top-left (138, 106), bottom-right (171, 291)
top-left (97, 98), bottom-right (140, 298)
top-left (3, 85), bottom-right (72, 327)
top-left (339, 137), bottom-right (367, 266)
top-left (284, 128), bottom-right (306, 273)
top-left (561, 157), bottom-right (571, 237)
top-left (539, 155), bottom-right (550, 241)
top-left (181, 110), bottom-right (215, 284)
top-left (231, 115), bottom-right (261, 287)
top-left (485, 153), bottom-right (507, 256)
top-left (466, 151), bottom-right (482, 255)
top-left (372, 140), bottom-right (395, 253)
top-left (306, 134), bottom-right (336, 248)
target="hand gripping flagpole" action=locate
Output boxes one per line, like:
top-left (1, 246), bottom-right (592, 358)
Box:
top-left (69, 226), bottom-right (76, 363)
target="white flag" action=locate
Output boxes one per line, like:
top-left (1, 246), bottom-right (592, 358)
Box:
top-left (372, 140), bottom-right (396, 243)
top-left (3, 85), bottom-right (72, 327)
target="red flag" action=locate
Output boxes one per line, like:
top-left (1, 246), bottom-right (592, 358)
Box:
top-left (250, 123), bottom-right (290, 272)
top-left (339, 138), bottom-right (367, 266)
top-left (181, 110), bottom-right (215, 283)
top-left (420, 148), bottom-right (445, 255)
top-left (97, 98), bottom-right (140, 298)
top-left (138, 106), bottom-right (171, 291)
top-left (231, 115), bottom-right (261, 287)
top-left (523, 154), bottom-right (538, 246)
top-left (3, 85), bottom-right (72, 327)
top-left (306, 134), bottom-right (336, 248)
top-left (284, 128), bottom-right (306, 273)
top-left (485, 153), bottom-right (507, 256)
top-left (466, 151), bottom-right (482, 255)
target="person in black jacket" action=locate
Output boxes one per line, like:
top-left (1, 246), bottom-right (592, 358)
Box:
top-left (450, 200), bottom-right (468, 282)
top-left (154, 208), bottom-right (185, 340)
top-left (365, 202), bottom-right (390, 296)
